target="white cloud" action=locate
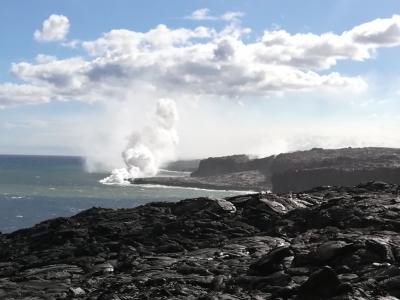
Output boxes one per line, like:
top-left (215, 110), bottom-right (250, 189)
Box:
top-left (34, 14), bottom-right (70, 42)
top-left (349, 15), bottom-right (400, 46)
top-left (1, 15), bottom-right (400, 107)
top-left (186, 8), bottom-right (244, 22)
top-left (11, 57), bottom-right (88, 90)
top-left (61, 39), bottom-right (81, 48)
top-left (258, 14), bottom-right (400, 70)
top-left (0, 83), bottom-right (53, 107)
top-left (221, 11), bottom-right (245, 22)
top-left (185, 8), bottom-right (216, 21)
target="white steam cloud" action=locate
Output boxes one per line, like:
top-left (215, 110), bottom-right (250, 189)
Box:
top-left (100, 98), bottom-right (179, 185)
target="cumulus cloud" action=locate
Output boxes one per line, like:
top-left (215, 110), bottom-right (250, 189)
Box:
top-left (258, 15), bottom-right (400, 70)
top-left (1, 15), bottom-right (400, 107)
top-left (34, 14), bottom-right (70, 42)
top-left (349, 15), bottom-right (400, 46)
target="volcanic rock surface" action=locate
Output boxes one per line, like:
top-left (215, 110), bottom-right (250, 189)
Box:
top-left (1, 182), bottom-right (400, 299)
top-left (133, 170), bottom-right (268, 191)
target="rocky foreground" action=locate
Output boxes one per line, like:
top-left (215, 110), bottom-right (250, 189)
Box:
top-left (1, 182), bottom-right (400, 299)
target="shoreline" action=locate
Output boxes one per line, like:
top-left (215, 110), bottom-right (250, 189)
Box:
top-left (133, 183), bottom-right (258, 194)
top-left (1, 181), bottom-right (399, 299)
top-left (100, 180), bottom-right (257, 194)
top-left (132, 169), bottom-right (270, 192)
top-left (132, 180), bottom-right (260, 193)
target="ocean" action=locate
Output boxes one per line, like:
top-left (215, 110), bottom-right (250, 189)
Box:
top-left (0, 155), bottom-right (243, 233)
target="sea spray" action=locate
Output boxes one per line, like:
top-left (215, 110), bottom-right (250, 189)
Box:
top-left (100, 98), bottom-right (179, 184)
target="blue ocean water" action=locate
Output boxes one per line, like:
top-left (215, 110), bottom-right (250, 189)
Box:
top-left (0, 155), bottom-right (243, 233)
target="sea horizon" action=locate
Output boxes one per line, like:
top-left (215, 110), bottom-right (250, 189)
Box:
top-left (0, 155), bottom-right (243, 233)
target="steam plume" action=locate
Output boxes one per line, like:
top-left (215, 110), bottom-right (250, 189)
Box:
top-left (100, 98), bottom-right (179, 185)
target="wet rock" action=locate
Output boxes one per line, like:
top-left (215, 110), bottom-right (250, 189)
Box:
top-left (366, 238), bottom-right (395, 262)
top-left (174, 198), bottom-right (236, 215)
top-left (0, 262), bottom-right (19, 277)
top-left (313, 240), bottom-right (356, 263)
top-left (19, 264), bottom-right (83, 280)
top-left (93, 262), bottom-right (114, 274)
top-left (383, 275), bottom-right (400, 297)
top-left (177, 263), bottom-right (212, 276)
top-left (298, 266), bottom-right (341, 299)
top-left (249, 246), bottom-right (293, 275)
top-left (69, 287), bottom-right (86, 296)
top-left (338, 273), bottom-right (359, 281)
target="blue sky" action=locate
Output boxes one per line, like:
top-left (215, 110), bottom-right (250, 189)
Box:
top-left (1, 1), bottom-right (400, 165)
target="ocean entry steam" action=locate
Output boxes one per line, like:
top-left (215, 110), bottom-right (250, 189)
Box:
top-left (0, 155), bottom-right (243, 233)
top-left (100, 98), bottom-right (179, 185)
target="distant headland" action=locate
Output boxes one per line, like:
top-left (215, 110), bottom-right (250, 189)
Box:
top-left (135, 147), bottom-right (400, 193)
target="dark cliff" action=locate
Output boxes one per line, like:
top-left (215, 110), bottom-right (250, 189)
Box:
top-left (163, 159), bottom-right (201, 172)
top-left (272, 166), bottom-right (400, 194)
top-left (270, 147), bottom-right (400, 193)
top-left (191, 155), bottom-right (274, 177)
top-left (192, 155), bottom-right (252, 177)
top-left (190, 147), bottom-right (400, 193)
top-left (271, 147), bottom-right (400, 173)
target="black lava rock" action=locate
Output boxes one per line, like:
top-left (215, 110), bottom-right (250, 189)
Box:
top-left (0, 181), bottom-right (400, 299)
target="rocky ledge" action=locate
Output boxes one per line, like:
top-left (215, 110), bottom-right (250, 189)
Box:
top-left (133, 170), bottom-right (268, 191)
top-left (1, 181), bottom-right (400, 299)
top-left (162, 147), bottom-right (400, 193)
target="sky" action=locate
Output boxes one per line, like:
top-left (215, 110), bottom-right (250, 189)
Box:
top-left (1, 0), bottom-right (400, 169)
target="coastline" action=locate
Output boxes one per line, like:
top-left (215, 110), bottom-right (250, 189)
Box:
top-left (132, 169), bottom-right (270, 192)
top-left (133, 183), bottom-right (258, 194)
top-left (100, 180), bottom-right (257, 193)
top-left (1, 181), bottom-right (399, 299)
